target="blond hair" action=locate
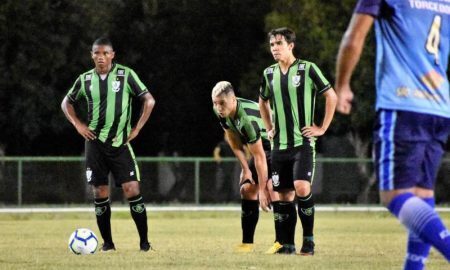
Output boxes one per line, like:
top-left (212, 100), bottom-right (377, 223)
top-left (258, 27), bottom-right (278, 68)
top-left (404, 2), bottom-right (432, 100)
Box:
top-left (211, 81), bottom-right (234, 98)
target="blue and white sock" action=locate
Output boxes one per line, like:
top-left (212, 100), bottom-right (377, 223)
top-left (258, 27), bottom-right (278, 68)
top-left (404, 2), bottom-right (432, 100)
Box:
top-left (403, 198), bottom-right (435, 270)
top-left (388, 193), bottom-right (450, 262)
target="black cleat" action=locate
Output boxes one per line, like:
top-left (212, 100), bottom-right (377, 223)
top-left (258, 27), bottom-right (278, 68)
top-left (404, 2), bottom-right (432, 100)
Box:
top-left (140, 241), bottom-right (154, 252)
top-left (100, 242), bottom-right (116, 252)
top-left (275, 244), bottom-right (296, 255)
top-left (299, 239), bottom-right (315, 256)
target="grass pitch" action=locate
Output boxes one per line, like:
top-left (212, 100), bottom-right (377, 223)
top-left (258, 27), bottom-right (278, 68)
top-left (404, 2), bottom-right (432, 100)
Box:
top-left (0, 210), bottom-right (448, 270)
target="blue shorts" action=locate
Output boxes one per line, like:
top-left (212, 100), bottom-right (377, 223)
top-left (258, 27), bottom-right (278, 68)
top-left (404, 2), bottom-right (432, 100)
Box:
top-left (374, 109), bottom-right (450, 191)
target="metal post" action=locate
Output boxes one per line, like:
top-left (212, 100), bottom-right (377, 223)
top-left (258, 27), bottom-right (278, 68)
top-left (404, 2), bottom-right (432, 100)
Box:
top-left (194, 160), bottom-right (200, 205)
top-left (18, 160), bottom-right (22, 206)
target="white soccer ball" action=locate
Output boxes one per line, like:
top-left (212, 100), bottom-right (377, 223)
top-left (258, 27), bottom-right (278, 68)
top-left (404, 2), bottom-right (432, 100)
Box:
top-left (68, 228), bottom-right (98, 255)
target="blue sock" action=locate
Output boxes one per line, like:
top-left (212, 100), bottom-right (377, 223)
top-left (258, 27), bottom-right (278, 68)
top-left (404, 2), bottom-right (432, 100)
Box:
top-left (403, 198), bottom-right (435, 270)
top-left (388, 193), bottom-right (450, 262)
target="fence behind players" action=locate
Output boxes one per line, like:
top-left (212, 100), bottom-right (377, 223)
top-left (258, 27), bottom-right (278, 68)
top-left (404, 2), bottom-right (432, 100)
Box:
top-left (0, 156), bottom-right (449, 206)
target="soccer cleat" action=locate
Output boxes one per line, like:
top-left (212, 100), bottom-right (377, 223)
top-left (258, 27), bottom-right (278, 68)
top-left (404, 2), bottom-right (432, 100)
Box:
top-left (234, 243), bottom-right (255, 253)
top-left (265, 241), bottom-right (283, 254)
top-left (140, 241), bottom-right (154, 252)
top-left (275, 244), bottom-right (296, 255)
top-left (299, 239), bottom-right (315, 256)
top-left (100, 242), bottom-right (116, 252)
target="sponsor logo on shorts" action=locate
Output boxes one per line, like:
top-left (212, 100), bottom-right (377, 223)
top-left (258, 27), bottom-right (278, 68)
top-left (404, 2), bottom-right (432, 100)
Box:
top-left (130, 171), bottom-right (135, 176)
top-left (272, 172), bottom-right (280, 187)
top-left (86, 168), bottom-right (92, 182)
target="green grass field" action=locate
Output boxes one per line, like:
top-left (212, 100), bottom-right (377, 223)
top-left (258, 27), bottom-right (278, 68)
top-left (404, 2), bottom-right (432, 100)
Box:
top-left (0, 210), bottom-right (448, 270)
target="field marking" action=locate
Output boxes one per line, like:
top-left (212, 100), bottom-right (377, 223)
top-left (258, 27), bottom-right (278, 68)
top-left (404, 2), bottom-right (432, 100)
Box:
top-left (0, 205), bottom-right (449, 213)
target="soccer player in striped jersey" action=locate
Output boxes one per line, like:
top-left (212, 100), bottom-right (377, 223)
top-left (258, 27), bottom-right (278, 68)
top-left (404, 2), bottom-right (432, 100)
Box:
top-left (336, 1), bottom-right (450, 268)
top-left (61, 37), bottom-right (156, 252)
top-left (259, 28), bottom-right (337, 255)
top-left (212, 81), bottom-right (283, 254)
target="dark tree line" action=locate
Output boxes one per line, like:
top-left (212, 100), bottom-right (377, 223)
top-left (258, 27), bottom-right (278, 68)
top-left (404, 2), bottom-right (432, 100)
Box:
top-left (2, 0), bottom-right (374, 157)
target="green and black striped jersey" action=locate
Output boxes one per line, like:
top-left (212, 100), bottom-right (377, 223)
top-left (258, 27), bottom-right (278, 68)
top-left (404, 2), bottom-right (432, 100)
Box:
top-left (260, 59), bottom-right (331, 150)
top-left (67, 63), bottom-right (148, 147)
top-left (214, 97), bottom-right (270, 150)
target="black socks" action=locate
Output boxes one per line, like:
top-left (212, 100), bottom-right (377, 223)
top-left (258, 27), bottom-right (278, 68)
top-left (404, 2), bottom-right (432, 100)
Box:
top-left (128, 194), bottom-right (149, 245)
top-left (241, 199), bottom-right (259, 243)
top-left (277, 201), bottom-right (297, 245)
top-left (94, 197), bottom-right (113, 244)
top-left (297, 193), bottom-right (315, 239)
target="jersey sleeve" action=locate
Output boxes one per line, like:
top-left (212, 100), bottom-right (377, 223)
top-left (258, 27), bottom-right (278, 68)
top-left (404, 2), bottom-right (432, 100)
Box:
top-left (354, 0), bottom-right (382, 17)
top-left (309, 63), bottom-right (332, 95)
top-left (241, 120), bottom-right (261, 144)
top-left (259, 70), bottom-right (271, 101)
top-left (66, 77), bottom-right (84, 103)
top-left (128, 69), bottom-right (149, 97)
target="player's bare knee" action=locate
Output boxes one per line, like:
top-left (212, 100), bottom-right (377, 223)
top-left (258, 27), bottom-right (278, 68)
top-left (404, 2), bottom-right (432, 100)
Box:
top-left (93, 185), bottom-right (109, 198)
top-left (240, 183), bottom-right (258, 199)
top-left (122, 181), bottom-right (140, 198)
top-left (294, 181), bottom-right (311, 197)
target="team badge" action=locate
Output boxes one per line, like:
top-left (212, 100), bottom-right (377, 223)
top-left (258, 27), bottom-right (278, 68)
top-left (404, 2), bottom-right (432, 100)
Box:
top-left (86, 168), bottom-right (92, 182)
top-left (132, 203), bottom-right (145, 213)
top-left (272, 172), bottom-right (280, 187)
top-left (299, 63), bottom-right (306, 70)
top-left (301, 207), bottom-right (314, 216)
top-left (95, 206), bottom-right (107, 216)
top-left (85, 74), bottom-right (92, 80)
top-left (112, 80), bottom-right (121, 92)
top-left (292, 75), bottom-right (301, 87)
top-left (266, 67), bottom-right (274, 74)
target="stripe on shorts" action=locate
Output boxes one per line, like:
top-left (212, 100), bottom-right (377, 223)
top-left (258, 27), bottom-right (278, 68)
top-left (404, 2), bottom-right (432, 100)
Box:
top-left (378, 110), bottom-right (397, 191)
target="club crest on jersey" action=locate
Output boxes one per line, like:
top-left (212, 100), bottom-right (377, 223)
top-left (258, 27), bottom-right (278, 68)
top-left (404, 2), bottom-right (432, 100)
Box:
top-left (266, 67), bottom-right (274, 74)
top-left (272, 172), bottom-right (280, 187)
top-left (292, 75), bottom-right (301, 87)
top-left (112, 81), bottom-right (121, 92)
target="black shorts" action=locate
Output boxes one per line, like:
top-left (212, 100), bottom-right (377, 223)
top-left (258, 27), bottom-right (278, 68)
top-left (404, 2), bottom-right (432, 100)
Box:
top-left (271, 145), bottom-right (315, 192)
top-left (247, 150), bottom-right (272, 186)
top-left (85, 140), bottom-right (140, 187)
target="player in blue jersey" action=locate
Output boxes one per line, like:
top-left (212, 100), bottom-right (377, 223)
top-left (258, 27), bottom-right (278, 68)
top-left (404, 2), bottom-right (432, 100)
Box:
top-left (335, 0), bottom-right (450, 269)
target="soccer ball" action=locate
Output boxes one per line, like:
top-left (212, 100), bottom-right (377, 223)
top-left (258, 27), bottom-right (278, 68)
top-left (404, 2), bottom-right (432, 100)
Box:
top-left (68, 228), bottom-right (98, 255)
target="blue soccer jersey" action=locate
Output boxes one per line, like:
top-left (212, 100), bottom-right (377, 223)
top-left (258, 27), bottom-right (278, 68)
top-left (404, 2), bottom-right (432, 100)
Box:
top-left (356, 0), bottom-right (450, 118)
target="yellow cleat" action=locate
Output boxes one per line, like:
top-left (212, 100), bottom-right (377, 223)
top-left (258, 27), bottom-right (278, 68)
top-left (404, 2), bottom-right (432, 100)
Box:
top-left (265, 241), bottom-right (283, 254)
top-left (234, 243), bottom-right (255, 253)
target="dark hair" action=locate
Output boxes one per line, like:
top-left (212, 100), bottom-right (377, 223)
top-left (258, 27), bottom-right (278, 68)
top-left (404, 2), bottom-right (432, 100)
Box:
top-left (92, 37), bottom-right (114, 50)
top-left (268, 27), bottom-right (296, 44)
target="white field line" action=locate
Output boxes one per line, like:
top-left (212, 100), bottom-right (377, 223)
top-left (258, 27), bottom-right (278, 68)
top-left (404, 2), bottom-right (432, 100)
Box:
top-left (0, 205), bottom-right (449, 213)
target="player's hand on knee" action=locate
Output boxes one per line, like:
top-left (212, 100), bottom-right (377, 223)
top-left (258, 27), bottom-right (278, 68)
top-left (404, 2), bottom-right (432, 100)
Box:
top-left (240, 169), bottom-right (253, 185)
